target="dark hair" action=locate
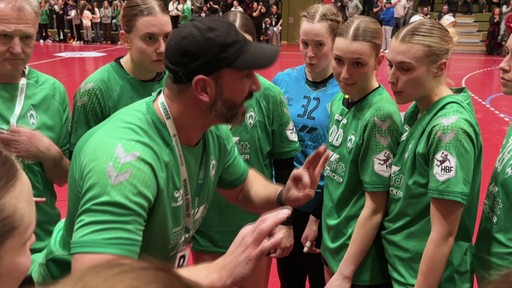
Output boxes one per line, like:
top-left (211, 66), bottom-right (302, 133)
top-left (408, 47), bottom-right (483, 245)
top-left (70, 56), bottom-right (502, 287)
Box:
top-left (0, 149), bottom-right (21, 248)
top-left (121, 0), bottom-right (167, 34)
top-left (222, 11), bottom-right (257, 41)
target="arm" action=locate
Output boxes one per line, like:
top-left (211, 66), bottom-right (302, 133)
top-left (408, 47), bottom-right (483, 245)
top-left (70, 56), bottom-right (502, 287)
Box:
top-left (326, 191), bottom-right (387, 288)
top-left (218, 145), bottom-right (329, 213)
top-left (0, 126), bottom-right (69, 185)
top-left (414, 198), bottom-right (464, 288)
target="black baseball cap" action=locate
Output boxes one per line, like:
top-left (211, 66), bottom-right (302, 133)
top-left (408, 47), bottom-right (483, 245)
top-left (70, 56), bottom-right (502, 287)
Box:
top-left (165, 17), bottom-right (280, 84)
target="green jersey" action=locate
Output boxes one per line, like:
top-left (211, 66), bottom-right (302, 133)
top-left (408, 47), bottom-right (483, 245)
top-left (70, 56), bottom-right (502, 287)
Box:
top-left (0, 68), bottom-right (70, 254)
top-left (322, 86), bottom-right (401, 285)
top-left (192, 75), bottom-right (300, 253)
top-left (382, 88), bottom-right (482, 288)
top-left (70, 59), bottom-right (166, 155)
top-left (474, 123), bottom-right (512, 285)
top-left (30, 91), bottom-right (249, 284)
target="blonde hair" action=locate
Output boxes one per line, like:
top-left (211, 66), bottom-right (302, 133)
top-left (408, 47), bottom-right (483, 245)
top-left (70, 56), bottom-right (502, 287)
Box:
top-left (301, 4), bottom-right (342, 43)
top-left (48, 259), bottom-right (201, 288)
top-left (337, 15), bottom-right (382, 56)
top-left (121, 0), bottom-right (167, 34)
top-left (392, 19), bottom-right (454, 65)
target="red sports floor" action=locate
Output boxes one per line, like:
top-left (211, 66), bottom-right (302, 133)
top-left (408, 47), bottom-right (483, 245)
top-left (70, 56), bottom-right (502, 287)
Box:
top-left (31, 42), bottom-right (510, 287)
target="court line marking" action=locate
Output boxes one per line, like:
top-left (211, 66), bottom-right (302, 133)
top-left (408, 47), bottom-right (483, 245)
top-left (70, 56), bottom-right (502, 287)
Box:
top-left (29, 45), bottom-right (123, 66)
top-left (462, 66), bottom-right (511, 122)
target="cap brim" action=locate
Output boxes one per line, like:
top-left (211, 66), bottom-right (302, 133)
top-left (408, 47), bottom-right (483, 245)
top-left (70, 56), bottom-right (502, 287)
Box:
top-left (231, 42), bottom-right (279, 71)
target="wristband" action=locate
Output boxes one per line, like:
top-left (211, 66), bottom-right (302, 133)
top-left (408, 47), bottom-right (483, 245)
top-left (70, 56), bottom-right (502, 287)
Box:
top-left (276, 187), bottom-right (286, 206)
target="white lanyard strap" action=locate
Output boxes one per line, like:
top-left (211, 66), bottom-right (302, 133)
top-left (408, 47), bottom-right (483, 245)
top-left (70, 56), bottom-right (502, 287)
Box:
top-left (157, 93), bottom-right (193, 235)
top-left (10, 67), bottom-right (29, 126)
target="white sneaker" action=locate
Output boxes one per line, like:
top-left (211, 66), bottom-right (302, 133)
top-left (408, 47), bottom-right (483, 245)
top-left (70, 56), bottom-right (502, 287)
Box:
top-left (45, 39), bottom-right (52, 43)
top-left (39, 39), bottom-right (43, 43)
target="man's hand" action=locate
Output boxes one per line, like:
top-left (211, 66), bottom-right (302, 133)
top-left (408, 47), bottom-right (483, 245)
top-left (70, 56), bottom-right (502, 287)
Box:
top-left (0, 126), bottom-right (58, 162)
top-left (269, 224), bottom-right (293, 258)
top-left (281, 145), bottom-right (330, 207)
top-left (301, 215), bottom-right (320, 254)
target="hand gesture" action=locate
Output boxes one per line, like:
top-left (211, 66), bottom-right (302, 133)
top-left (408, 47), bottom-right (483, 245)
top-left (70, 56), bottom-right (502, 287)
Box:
top-left (0, 126), bottom-right (57, 162)
top-left (281, 145), bottom-right (330, 207)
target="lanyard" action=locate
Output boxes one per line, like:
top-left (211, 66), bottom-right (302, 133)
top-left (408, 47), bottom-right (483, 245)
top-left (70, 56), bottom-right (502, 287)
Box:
top-left (157, 92), bottom-right (193, 236)
top-left (10, 67), bottom-right (29, 126)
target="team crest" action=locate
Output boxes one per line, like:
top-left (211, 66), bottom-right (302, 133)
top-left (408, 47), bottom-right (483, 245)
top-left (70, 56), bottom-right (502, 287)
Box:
top-left (245, 108), bottom-right (257, 128)
top-left (433, 150), bottom-right (456, 181)
top-left (374, 150), bottom-right (393, 177)
top-left (346, 133), bottom-right (355, 152)
top-left (26, 106), bottom-right (39, 128)
top-left (210, 157), bottom-right (216, 178)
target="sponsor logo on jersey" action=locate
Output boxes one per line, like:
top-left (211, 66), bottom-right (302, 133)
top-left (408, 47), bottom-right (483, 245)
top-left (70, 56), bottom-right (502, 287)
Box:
top-left (245, 108), bottom-right (257, 128)
top-left (433, 150), bottom-right (456, 181)
top-left (375, 117), bottom-right (391, 131)
top-left (325, 152), bottom-right (345, 183)
top-left (483, 183), bottom-right (502, 224)
top-left (26, 106), bottom-right (39, 128)
top-left (496, 136), bottom-right (512, 172)
top-left (106, 144), bottom-right (140, 185)
top-left (374, 150), bottom-right (393, 177)
top-left (286, 121), bottom-right (298, 142)
top-left (389, 165), bottom-right (404, 199)
top-left (438, 115), bottom-right (458, 126)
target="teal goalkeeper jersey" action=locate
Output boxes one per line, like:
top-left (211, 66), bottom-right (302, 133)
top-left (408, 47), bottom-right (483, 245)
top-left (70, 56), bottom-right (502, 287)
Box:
top-left (382, 88), bottom-right (482, 288)
top-left (30, 91), bottom-right (248, 284)
top-left (322, 86), bottom-right (401, 285)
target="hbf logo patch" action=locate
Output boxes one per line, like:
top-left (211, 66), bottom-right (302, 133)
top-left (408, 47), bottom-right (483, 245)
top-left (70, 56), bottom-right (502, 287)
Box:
top-left (433, 150), bottom-right (456, 181)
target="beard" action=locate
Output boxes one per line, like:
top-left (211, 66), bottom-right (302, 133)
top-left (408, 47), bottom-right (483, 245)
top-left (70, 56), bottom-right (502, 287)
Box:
top-left (209, 83), bottom-right (253, 125)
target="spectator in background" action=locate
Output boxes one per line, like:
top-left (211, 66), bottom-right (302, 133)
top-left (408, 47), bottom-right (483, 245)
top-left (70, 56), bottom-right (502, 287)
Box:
top-left (54, 0), bottom-right (66, 42)
top-left (392, 0), bottom-right (407, 36)
top-left (249, 1), bottom-right (266, 42)
top-left (500, 0), bottom-right (512, 42)
top-left (231, 0), bottom-right (244, 12)
top-left (169, 0), bottom-right (181, 29)
top-left (100, 0), bottom-right (112, 43)
top-left (222, 0), bottom-right (234, 13)
top-left (39, 1), bottom-right (51, 42)
top-left (268, 4), bottom-right (282, 45)
top-left (177, 0), bottom-right (192, 25)
top-left (69, 0), bottom-right (171, 156)
top-left (91, 2), bottom-right (101, 43)
top-left (381, 0), bottom-right (394, 51)
top-left (346, 0), bottom-right (363, 18)
top-left (0, 0), bottom-right (71, 256)
top-left (446, 0), bottom-right (459, 18)
top-left (373, 0), bottom-right (384, 24)
top-left (112, 1), bottom-right (123, 32)
top-left (436, 4), bottom-right (450, 21)
top-left (486, 7), bottom-right (502, 55)
top-left (80, 3), bottom-right (92, 44)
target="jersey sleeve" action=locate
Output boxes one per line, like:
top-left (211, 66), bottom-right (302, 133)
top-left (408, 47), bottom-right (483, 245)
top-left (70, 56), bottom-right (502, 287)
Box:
top-left (69, 140), bottom-right (158, 258)
top-left (426, 114), bottom-right (479, 204)
top-left (54, 81), bottom-right (71, 159)
top-left (70, 77), bottom-right (111, 156)
top-left (267, 81), bottom-right (300, 159)
top-left (359, 108), bottom-right (402, 192)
